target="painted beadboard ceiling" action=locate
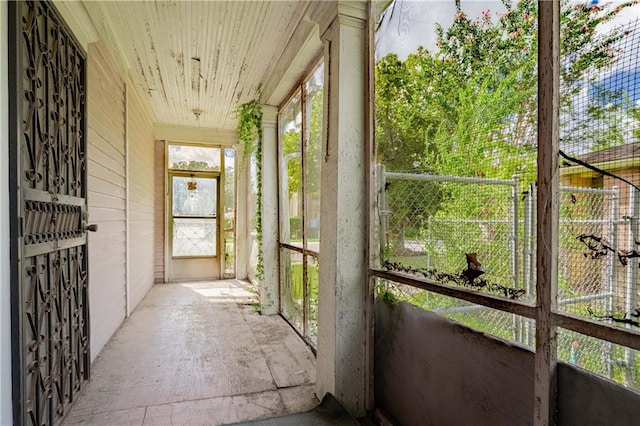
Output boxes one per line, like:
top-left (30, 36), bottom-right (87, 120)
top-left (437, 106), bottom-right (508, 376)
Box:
top-left (92, 1), bottom-right (311, 131)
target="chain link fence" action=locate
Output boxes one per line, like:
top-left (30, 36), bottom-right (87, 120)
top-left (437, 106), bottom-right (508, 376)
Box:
top-left (554, 15), bottom-right (640, 390)
top-left (377, 168), bottom-right (639, 389)
top-left (373, 12), bottom-right (640, 391)
top-left (379, 167), bottom-right (522, 297)
top-left (556, 186), bottom-right (617, 316)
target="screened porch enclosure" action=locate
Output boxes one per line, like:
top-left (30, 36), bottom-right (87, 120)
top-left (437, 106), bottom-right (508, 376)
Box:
top-left (3, 1), bottom-right (640, 425)
top-left (372, 0), bottom-right (640, 423)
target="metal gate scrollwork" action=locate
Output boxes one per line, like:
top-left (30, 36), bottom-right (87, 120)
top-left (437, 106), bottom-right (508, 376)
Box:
top-left (10, 0), bottom-right (91, 424)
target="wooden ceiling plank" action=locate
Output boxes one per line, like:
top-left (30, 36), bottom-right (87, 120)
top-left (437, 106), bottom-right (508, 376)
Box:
top-left (93, 0), bottom-right (310, 131)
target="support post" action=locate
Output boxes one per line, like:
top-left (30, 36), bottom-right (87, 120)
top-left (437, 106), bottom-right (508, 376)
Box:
top-left (607, 187), bottom-right (618, 317)
top-left (624, 187), bottom-right (638, 385)
top-left (535, 1), bottom-right (560, 424)
top-left (522, 185), bottom-right (531, 346)
top-left (512, 175), bottom-right (521, 342)
top-left (376, 164), bottom-right (388, 262)
top-left (314, 1), bottom-right (369, 417)
top-left (523, 184), bottom-right (532, 296)
top-left (512, 174), bottom-right (520, 289)
top-left (528, 184), bottom-right (536, 347)
top-left (605, 187), bottom-right (618, 379)
top-left (236, 143), bottom-right (249, 280)
top-left (260, 105), bottom-right (279, 314)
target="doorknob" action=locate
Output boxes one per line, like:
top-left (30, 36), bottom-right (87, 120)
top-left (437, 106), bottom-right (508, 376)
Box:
top-left (84, 223), bottom-right (98, 232)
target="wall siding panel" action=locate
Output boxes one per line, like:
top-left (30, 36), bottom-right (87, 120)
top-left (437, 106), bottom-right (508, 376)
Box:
top-left (128, 87), bottom-right (156, 309)
top-left (154, 141), bottom-right (165, 282)
top-left (87, 41), bottom-right (127, 361)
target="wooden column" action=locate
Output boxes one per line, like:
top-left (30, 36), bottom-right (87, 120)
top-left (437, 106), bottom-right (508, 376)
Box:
top-left (315, 1), bottom-right (368, 417)
top-left (260, 105), bottom-right (280, 314)
top-left (535, 1), bottom-right (560, 424)
top-left (236, 142), bottom-right (249, 280)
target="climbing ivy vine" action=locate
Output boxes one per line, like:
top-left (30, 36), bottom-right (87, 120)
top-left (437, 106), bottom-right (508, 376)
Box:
top-left (236, 100), bottom-right (264, 280)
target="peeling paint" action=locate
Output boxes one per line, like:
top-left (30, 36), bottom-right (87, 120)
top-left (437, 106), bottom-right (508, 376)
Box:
top-left (95, 1), bottom-right (312, 128)
top-left (191, 57), bottom-right (201, 93)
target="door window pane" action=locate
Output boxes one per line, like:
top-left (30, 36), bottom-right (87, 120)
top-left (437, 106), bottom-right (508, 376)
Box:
top-left (173, 218), bottom-right (217, 257)
top-left (172, 177), bottom-right (217, 217)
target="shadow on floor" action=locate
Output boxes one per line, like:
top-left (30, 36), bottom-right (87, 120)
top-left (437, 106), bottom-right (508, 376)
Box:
top-left (229, 394), bottom-right (359, 426)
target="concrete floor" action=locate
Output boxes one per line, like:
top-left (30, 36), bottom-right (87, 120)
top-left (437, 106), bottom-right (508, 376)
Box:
top-left (62, 281), bottom-right (319, 425)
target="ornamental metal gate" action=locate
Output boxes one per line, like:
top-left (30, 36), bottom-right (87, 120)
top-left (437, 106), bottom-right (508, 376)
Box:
top-left (9, 1), bottom-right (93, 424)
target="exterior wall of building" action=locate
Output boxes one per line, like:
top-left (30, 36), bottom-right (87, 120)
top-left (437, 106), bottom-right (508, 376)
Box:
top-left (127, 88), bottom-right (156, 308)
top-left (86, 40), bottom-right (157, 359)
top-left (86, 41), bottom-right (128, 360)
top-left (1, 2), bottom-right (13, 423)
top-left (560, 172), bottom-right (601, 189)
top-left (154, 140), bottom-right (165, 283)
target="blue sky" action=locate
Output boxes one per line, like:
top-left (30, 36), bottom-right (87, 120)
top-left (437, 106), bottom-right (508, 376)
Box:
top-left (376, 0), bottom-right (640, 60)
top-left (376, 0), bottom-right (503, 59)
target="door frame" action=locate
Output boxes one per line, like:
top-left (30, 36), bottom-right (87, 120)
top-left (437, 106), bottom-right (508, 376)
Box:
top-left (167, 171), bottom-right (221, 281)
top-left (8, 2), bottom-right (20, 419)
top-left (164, 141), bottom-right (226, 282)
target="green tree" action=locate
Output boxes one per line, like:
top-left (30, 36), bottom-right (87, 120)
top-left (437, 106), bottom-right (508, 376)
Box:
top-left (376, 0), bottom-right (636, 270)
top-left (281, 84), bottom-right (324, 200)
top-left (376, 0), bottom-right (636, 180)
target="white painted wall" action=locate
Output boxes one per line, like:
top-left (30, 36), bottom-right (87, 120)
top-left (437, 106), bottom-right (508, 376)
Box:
top-left (1, 2), bottom-right (13, 423)
top-left (154, 140), bottom-right (165, 283)
top-left (127, 85), bottom-right (156, 309)
top-left (87, 41), bottom-right (127, 361)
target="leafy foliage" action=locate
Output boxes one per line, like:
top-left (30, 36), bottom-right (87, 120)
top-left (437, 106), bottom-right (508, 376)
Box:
top-left (235, 100), bottom-right (263, 166)
top-left (376, 0), bottom-right (636, 223)
top-left (377, 0), bottom-right (635, 179)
